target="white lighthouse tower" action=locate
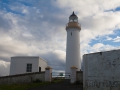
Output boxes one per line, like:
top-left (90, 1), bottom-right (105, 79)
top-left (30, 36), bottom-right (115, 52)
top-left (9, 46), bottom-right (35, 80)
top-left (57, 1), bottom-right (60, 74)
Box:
top-left (65, 12), bottom-right (81, 73)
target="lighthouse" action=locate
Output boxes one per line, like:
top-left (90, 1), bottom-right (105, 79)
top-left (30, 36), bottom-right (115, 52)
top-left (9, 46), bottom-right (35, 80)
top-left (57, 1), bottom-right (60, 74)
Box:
top-left (65, 12), bottom-right (81, 73)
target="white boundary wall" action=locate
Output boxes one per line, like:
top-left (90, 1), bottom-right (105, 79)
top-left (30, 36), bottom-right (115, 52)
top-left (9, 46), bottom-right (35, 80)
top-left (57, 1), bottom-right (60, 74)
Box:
top-left (83, 50), bottom-right (120, 90)
top-left (0, 72), bottom-right (45, 85)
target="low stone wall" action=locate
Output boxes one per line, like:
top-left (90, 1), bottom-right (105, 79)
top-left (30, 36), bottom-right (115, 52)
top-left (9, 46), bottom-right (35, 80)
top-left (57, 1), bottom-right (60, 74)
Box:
top-left (0, 72), bottom-right (45, 85)
top-left (76, 71), bottom-right (83, 83)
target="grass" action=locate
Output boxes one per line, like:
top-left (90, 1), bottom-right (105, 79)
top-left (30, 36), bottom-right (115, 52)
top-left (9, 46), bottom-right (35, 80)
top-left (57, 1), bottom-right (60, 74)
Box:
top-left (0, 82), bottom-right (50, 90)
top-left (0, 79), bottom-right (63, 90)
top-left (51, 79), bottom-right (63, 83)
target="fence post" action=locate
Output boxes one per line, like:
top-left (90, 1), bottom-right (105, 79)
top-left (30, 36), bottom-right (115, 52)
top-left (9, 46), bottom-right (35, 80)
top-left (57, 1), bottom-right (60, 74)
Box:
top-left (70, 66), bottom-right (77, 83)
top-left (45, 66), bottom-right (52, 82)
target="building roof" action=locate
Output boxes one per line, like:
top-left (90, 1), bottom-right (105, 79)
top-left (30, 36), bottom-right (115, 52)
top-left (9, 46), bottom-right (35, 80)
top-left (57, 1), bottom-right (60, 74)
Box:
top-left (11, 56), bottom-right (47, 62)
top-left (70, 11), bottom-right (76, 17)
top-left (83, 49), bottom-right (120, 56)
top-left (11, 56), bottom-right (39, 58)
top-left (39, 57), bottom-right (47, 62)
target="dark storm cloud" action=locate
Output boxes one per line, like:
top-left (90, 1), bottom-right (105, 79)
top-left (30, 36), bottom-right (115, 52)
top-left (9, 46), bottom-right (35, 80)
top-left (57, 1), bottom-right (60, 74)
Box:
top-left (39, 51), bottom-right (66, 71)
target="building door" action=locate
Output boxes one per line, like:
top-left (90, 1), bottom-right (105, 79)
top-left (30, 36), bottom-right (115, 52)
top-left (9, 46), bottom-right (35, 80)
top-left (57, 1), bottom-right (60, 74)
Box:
top-left (39, 67), bottom-right (41, 72)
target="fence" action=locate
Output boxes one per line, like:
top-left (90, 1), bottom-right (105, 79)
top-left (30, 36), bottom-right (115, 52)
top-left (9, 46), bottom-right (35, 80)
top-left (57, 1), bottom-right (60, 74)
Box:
top-left (52, 72), bottom-right (71, 79)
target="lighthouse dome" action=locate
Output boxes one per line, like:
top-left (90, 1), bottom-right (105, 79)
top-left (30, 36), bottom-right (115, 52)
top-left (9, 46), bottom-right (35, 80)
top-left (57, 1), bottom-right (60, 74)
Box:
top-left (69, 11), bottom-right (78, 22)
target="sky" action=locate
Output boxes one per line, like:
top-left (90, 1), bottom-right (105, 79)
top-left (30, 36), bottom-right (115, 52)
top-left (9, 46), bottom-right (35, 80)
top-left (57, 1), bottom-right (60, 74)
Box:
top-left (0, 0), bottom-right (120, 76)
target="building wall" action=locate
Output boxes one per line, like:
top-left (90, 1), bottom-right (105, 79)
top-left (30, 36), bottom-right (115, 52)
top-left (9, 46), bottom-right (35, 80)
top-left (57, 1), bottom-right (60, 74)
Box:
top-left (39, 58), bottom-right (47, 71)
top-left (0, 72), bottom-right (45, 85)
top-left (66, 28), bottom-right (81, 73)
top-left (10, 57), bottom-right (39, 75)
top-left (83, 50), bottom-right (120, 90)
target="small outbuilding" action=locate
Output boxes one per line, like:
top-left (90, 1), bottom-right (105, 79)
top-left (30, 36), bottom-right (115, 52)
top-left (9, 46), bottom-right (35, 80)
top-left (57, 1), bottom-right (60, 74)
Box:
top-left (10, 56), bottom-right (47, 75)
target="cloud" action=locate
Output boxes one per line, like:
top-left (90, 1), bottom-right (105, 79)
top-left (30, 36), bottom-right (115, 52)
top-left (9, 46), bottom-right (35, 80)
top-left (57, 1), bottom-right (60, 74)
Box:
top-left (81, 43), bottom-right (120, 55)
top-left (40, 50), bottom-right (66, 70)
top-left (0, 60), bottom-right (10, 76)
top-left (106, 36), bottom-right (113, 41)
top-left (0, 12), bottom-right (12, 31)
top-left (113, 36), bottom-right (120, 42)
top-left (53, 0), bottom-right (120, 14)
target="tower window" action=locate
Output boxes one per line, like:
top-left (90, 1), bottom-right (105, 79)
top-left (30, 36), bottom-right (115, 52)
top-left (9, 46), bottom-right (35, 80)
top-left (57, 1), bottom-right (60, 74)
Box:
top-left (71, 32), bottom-right (72, 36)
top-left (26, 63), bottom-right (32, 72)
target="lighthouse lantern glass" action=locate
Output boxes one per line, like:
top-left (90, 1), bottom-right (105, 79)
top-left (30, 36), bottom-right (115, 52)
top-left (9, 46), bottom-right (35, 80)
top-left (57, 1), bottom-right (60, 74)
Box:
top-left (69, 16), bottom-right (78, 22)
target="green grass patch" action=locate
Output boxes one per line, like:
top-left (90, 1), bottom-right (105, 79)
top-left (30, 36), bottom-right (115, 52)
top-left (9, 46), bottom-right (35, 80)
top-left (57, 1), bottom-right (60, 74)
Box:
top-left (51, 79), bottom-right (63, 83)
top-left (0, 79), bottom-right (63, 90)
top-left (0, 82), bottom-right (50, 90)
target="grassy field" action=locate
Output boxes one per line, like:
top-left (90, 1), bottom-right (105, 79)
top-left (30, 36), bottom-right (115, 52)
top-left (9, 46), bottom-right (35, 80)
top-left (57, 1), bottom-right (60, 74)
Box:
top-left (0, 79), bottom-right (63, 90)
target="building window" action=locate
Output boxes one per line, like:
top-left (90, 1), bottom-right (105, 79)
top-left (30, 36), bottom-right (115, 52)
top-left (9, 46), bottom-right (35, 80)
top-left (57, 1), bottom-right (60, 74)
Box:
top-left (71, 32), bottom-right (72, 36)
top-left (26, 64), bottom-right (32, 72)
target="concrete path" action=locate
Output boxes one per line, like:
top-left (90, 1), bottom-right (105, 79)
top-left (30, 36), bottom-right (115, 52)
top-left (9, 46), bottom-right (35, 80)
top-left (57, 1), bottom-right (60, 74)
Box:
top-left (28, 79), bottom-right (83, 90)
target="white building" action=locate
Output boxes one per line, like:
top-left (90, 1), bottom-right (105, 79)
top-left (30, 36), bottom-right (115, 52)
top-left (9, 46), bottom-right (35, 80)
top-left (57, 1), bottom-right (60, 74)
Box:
top-left (65, 12), bottom-right (81, 73)
top-left (10, 56), bottom-right (47, 75)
